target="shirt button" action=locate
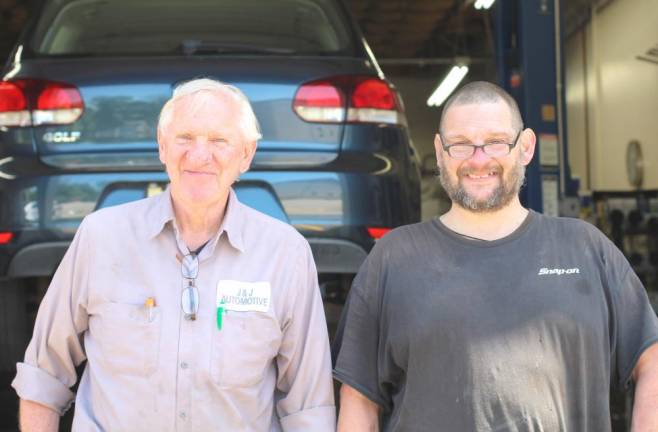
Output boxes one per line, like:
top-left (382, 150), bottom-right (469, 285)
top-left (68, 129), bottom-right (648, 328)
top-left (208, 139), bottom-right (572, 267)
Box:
top-left (180, 361), bottom-right (188, 369)
top-left (180, 411), bottom-right (186, 420)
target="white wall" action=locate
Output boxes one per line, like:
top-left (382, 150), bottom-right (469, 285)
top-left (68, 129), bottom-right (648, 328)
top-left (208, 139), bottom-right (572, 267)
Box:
top-left (565, 0), bottom-right (658, 191)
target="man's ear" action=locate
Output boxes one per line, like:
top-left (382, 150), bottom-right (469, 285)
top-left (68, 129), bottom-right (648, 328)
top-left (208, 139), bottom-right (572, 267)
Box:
top-left (157, 128), bottom-right (167, 165)
top-left (434, 134), bottom-right (444, 167)
top-left (239, 140), bottom-right (258, 174)
top-left (519, 128), bottom-right (536, 166)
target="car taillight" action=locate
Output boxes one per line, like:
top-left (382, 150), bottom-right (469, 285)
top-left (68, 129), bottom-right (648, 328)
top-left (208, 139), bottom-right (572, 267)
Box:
top-left (0, 232), bottom-right (13, 244)
top-left (0, 82), bottom-right (30, 127)
top-left (351, 79), bottom-right (396, 109)
top-left (367, 227), bottom-right (391, 240)
top-left (292, 81), bottom-right (345, 123)
top-left (293, 76), bottom-right (405, 125)
top-left (0, 79), bottom-right (84, 127)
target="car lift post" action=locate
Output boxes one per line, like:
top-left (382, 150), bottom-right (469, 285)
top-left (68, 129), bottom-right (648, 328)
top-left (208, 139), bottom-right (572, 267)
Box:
top-left (493, 0), bottom-right (577, 215)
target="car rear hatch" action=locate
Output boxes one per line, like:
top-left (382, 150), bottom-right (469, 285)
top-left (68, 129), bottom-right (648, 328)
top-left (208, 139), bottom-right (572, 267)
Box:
top-left (18, 57), bottom-right (366, 170)
top-left (13, 0), bottom-right (376, 169)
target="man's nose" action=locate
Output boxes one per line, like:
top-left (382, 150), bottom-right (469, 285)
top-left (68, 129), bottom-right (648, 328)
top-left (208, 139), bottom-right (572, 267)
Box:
top-left (187, 138), bottom-right (212, 163)
top-left (468, 145), bottom-right (492, 163)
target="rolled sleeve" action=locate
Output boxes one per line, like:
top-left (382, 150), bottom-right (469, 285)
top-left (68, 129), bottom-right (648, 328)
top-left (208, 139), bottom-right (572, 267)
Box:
top-left (12, 363), bottom-right (75, 414)
top-left (11, 218), bottom-right (91, 411)
top-left (279, 405), bottom-right (336, 431)
top-left (275, 240), bottom-right (336, 431)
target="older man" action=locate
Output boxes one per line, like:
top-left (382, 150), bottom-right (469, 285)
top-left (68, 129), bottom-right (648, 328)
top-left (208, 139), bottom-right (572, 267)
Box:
top-left (333, 81), bottom-right (658, 431)
top-left (13, 78), bottom-right (336, 431)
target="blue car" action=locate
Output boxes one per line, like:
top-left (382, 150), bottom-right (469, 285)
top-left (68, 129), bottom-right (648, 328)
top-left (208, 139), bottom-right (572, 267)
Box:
top-left (0, 0), bottom-right (420, 378)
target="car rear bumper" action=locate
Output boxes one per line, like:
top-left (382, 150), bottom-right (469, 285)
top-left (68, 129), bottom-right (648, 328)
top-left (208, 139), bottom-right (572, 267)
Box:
top-left (4, 237), bottom-right (368, 279)
top-left (0, 162), bottom-right (419, 278)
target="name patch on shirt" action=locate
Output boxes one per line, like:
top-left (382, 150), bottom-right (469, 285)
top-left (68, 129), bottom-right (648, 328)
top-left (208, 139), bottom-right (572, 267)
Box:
top-left (216, 280), bottom-right (271, 312)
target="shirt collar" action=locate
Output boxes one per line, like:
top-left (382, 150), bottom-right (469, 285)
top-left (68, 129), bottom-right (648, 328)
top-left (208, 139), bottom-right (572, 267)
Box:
top-left (146, 187), bottom-right (175, 240)
top-left (214, 188), bottom-right (245, 253)
top-left (147, 186), bottom-right (245, 253)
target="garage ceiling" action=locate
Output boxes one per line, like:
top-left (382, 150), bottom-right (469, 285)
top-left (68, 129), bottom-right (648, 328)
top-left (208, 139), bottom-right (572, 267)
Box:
top-left (348, 0), bottom-right (493, 60)
top-left (348, 0), bottom-right (598, 61)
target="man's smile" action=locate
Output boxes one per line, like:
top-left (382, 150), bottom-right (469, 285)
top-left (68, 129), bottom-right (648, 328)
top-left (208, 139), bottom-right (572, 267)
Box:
top-left (464, 171), bottom-right (499, 180)
top-left (183, 169), bottom-right (215, 176)
top-left (458, 165), bottom-right (502, 183)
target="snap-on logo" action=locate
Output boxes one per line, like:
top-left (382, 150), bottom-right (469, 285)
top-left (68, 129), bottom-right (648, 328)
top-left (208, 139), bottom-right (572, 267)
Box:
top-left (538, 267), bottom-right (580, 276)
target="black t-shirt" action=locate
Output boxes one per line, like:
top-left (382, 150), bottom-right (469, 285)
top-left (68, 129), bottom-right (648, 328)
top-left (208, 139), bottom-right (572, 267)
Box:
top-left (333, 211), bottom-right (658, 431)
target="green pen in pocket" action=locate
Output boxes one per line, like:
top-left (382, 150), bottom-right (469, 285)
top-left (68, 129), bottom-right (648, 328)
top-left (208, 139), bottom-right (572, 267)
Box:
top-left (216, 300), bottom-right (225, 330)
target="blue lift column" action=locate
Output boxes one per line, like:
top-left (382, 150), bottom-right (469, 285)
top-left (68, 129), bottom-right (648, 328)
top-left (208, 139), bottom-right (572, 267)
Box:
top-left (493, 0), bottom-right (576, 215)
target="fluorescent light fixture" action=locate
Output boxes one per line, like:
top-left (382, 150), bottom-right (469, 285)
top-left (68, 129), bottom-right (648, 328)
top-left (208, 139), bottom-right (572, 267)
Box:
top-left (474, 0), bottom-right (496, 9)
top-left (426, 65), bottom-right (469, 107)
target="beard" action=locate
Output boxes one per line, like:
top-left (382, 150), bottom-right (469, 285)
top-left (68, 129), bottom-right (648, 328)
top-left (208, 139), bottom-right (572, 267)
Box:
top-left (438, 158), bottom-right (525, 212)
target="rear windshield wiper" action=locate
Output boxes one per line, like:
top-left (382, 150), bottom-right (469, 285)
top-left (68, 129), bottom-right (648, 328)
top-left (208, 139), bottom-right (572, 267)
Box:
top-left (37, 52), bottom-right (98, 58)
top-left (179, 40), bottom-right (297, 56)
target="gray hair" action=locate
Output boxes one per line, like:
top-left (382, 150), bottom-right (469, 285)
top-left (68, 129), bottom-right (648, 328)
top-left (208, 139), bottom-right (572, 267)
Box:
top-left (439, 81), bottom-right (524, 135)
top-left (158, 78), bottom-right (262, 142)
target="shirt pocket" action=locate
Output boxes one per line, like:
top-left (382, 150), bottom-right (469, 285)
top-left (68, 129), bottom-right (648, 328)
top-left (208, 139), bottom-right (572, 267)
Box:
top-left (211, 311), bottom-right (281, 388)
top-left (93, 302), bottom-right (162, 376)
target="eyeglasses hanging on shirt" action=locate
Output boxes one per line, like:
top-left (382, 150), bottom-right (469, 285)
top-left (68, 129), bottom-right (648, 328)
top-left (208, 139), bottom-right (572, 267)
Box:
top-left (180, 241), bottom-right (208, 321)
top-left (181, 254), bottom-right (200, 320)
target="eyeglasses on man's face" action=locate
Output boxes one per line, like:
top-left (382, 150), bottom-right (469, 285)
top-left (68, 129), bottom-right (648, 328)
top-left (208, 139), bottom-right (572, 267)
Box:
top-left (181, 253), bottom-right (200, 320)
top-left (440, 130), bottom-right (522, 160)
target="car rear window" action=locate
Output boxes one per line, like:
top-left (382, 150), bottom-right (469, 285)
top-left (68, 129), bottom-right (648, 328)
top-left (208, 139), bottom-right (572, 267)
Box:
top-left (30, 0), bottom-right (355, 56)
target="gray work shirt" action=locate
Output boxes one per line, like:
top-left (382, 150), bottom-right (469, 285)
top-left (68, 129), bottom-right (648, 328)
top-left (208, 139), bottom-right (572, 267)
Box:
top-left (13, 188), bottom-right (336, 431)
top-left (333, 211), bottom-right (658, 431)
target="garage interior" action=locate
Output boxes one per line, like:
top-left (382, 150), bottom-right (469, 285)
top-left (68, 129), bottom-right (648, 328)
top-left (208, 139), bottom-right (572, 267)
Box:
top-left (1, 0), bottom-right (657, 430)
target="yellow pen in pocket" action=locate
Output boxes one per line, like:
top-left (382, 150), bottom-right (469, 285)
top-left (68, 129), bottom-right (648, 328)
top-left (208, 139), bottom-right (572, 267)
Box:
top-left (145, 297), bottom-right (155, 322)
